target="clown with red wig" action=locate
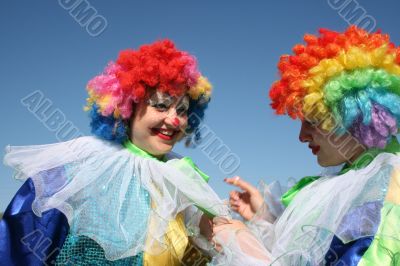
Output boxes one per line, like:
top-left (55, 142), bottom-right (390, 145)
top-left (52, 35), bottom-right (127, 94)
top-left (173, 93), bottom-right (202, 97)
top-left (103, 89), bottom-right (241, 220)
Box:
top-left (0, 40), bottom-right (229, 265)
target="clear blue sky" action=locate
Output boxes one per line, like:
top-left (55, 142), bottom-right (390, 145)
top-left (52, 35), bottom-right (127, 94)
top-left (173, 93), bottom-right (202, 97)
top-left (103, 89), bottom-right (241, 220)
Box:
top-left (1, 0), bottom-right (400, 211)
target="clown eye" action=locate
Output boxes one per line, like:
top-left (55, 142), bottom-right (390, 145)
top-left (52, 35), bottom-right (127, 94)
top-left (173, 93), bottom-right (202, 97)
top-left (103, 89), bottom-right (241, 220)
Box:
top-left (176, 105), bottom-right (189, 116)
top-left (154, 103), bottom-right (169, 111)
top-left (148, 91), bottom-right (174, 111)
top-left (304, 119), bottom-right (319, 128)
top-left (175, 95), bottom-right (190, 116)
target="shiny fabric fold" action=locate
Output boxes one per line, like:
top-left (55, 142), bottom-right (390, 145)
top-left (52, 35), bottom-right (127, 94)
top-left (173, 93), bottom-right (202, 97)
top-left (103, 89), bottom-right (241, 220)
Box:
top-left (0, 178), bottom-right (69, 265)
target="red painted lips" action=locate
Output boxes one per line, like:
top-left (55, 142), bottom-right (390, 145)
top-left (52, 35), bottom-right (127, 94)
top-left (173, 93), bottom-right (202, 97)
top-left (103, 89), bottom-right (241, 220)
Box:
top-left (152, 128), bottom-right (178, 141)
top-left (309, 144), bottom-right (320, 155)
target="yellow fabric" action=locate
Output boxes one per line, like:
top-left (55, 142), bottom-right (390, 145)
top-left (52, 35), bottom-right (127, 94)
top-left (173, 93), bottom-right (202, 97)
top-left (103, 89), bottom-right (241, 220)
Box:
top-left (143, 211), bottom-right (189, 266)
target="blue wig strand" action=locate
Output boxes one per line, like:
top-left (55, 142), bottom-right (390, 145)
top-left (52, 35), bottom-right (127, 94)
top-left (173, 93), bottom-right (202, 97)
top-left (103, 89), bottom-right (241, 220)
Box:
top-left (356, 90), bottom-right (372, 125)
top-left (337, 85), bottom-right (400, 132)
top-left (186, 96), bottom-right (210, 145)
top-left (340, 95), bottom-right (360, 129)
top-left (367, 87), bottom-right (400, 123)
top-left (89, 104), bottom-right (128, 143)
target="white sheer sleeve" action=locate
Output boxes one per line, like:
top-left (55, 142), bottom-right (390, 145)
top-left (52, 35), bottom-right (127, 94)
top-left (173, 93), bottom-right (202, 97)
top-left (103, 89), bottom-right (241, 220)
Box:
top-left (245, 180), bottom-right (286, 251)
top-left (184, 206), bottom-right (217, 256)
top-left (210, 218), bottom-right (272, 266)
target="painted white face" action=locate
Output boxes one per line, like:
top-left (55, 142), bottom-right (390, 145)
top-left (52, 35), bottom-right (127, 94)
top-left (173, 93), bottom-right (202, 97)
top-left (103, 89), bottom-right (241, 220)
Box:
top-left (129, 91), bottom-right (190, 158)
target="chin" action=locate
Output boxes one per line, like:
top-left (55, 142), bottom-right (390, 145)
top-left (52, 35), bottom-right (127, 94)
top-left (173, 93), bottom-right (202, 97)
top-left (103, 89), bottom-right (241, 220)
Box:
top-left (317, 157), bottom-right (343, 167)
top-left (152, 142), bottom-right (174, 155)
top-left (317, 156), bottom-right (331, 167)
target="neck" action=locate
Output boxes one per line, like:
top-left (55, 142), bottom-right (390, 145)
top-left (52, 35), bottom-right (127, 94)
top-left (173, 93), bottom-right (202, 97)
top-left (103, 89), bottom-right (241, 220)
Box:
top-left (124, 139), bottom-right (166, 161)
top-left (341, 137), bottom-right (400, 173)
top-left (347, 145), bottom-right (366, 164)
top-left (153, 153), bottom-right (165, 160)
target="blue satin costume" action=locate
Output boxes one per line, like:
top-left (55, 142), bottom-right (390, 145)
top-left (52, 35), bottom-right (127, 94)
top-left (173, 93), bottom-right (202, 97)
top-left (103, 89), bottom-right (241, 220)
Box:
top-left (0, 179), bottom-right (69, 265)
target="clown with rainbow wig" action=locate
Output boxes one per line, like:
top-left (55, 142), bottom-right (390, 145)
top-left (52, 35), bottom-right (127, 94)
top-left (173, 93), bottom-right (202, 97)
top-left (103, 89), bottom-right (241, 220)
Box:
top-left (210, 26), bottom-right (400, 265)
top-left (0, 40), bottom-right (229, 265)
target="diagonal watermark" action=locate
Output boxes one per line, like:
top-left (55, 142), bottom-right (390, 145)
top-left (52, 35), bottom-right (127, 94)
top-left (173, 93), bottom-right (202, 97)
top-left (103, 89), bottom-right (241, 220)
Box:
top-left (58, 0), bottom-right (108, 37)
top-left (327, 0), bottom-right (377, 32)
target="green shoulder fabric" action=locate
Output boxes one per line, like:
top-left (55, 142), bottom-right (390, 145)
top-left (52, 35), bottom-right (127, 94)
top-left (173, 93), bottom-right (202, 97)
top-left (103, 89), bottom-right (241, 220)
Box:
top-left (358, 202), bottom-right (400, 265)
top-left (280, 175), bottom-right (320, 207)
top-left (178, 157), bottom-right (210, 183)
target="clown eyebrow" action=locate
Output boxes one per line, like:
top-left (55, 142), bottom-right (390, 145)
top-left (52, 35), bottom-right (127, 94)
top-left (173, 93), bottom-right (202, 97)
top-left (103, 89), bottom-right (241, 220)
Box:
top-left (148, 92), bottom-right (174, 107)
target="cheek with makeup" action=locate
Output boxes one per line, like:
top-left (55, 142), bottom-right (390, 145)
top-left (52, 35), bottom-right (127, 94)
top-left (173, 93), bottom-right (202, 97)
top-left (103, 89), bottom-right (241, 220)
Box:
top-left (129, 93), bottom-right (189, 158)
top-left (313, 132), bottom-right (351, 167)
top-left (299, 121), bottom-right (365, 167)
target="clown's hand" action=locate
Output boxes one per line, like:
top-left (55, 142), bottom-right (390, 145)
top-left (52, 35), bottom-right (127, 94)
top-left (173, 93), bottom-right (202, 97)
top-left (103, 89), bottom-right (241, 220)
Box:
top-left (211, 217), bottom-right (247, 252)
top-left (199, 214), bottom-right (213, 241)
top-left (211, 217), bottom-right (272, 264)
top-left (225, 176), bottom-right (264, 221)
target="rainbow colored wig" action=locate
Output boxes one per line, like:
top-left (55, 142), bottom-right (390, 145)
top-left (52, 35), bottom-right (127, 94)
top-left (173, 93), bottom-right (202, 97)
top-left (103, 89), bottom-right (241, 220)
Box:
top-left (85, 40), bottom-right (212, 144)
top-left (270, 26), bottom-right (400, 148)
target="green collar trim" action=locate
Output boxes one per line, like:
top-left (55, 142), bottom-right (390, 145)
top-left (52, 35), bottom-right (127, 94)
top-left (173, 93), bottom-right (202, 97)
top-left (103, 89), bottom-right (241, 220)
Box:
top-left (123, 140), bottom-right (210, 182)
top-left (340, 137), bottom-right (400, 174)
top-left (281, 137), bottom-right (400, 207)
top-left (123, 140), bottom-right (165, 161)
